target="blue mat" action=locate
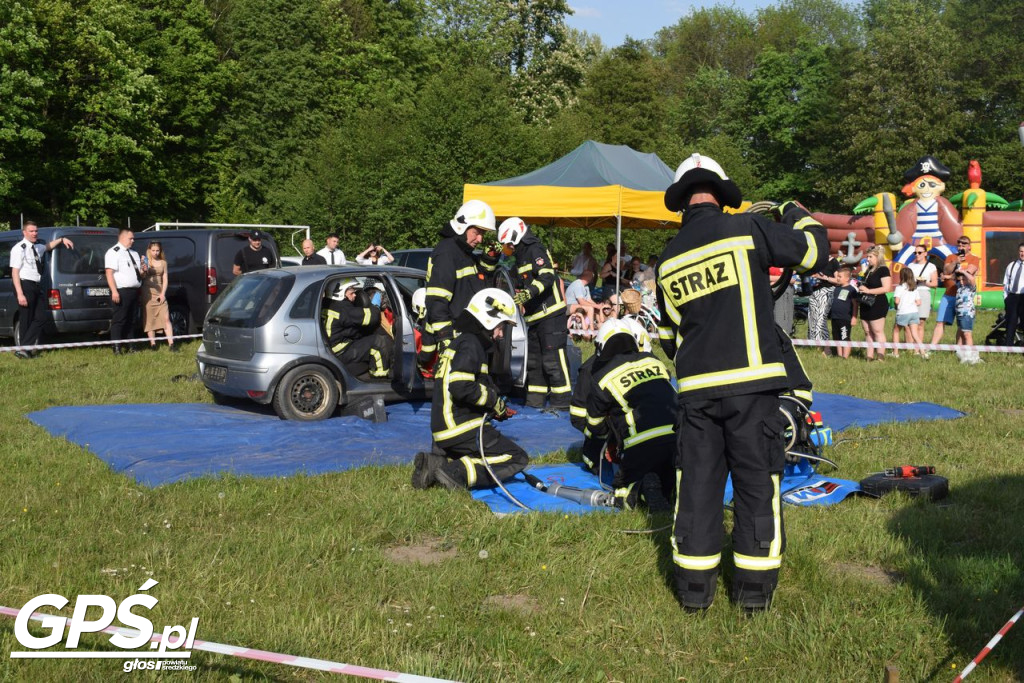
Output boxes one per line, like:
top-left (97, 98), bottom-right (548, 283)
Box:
top-left (28, 393), bottom-right (963, 489)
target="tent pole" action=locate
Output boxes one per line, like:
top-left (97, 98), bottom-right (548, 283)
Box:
top-left (615, 212), bottom-right (622, 301)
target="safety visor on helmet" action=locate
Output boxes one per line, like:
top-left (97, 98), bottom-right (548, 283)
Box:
top-left (466, 288), bottom-right (518, 330)
top-left (331, 278), bottom-right (360, 301)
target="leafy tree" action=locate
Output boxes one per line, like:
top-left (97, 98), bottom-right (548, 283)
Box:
top-left (576, 39), bottom-right (665, 151)
top-left (823, 0), bottom-right (965, 207)
top-left (653, 6), bottom-right (760, 92)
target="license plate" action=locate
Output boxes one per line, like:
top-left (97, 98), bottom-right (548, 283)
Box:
top-left (85, 287), bottom-right (110, 296)
top-left (204, 365), bottom-right (227, 382)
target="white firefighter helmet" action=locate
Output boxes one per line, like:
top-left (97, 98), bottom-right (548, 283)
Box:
top-left (594, 318), bottom-right (636, 356)
top-left (497, 217), bottom-right (527, 246)
top-left (449, 199), bottom-right (496, 235)
top-left (622, 316), bottom-right (652, 353)
top-left (411, 287), bottom-right (427, 318)
top-left (465, 288), bottom-right (518, 330)
top-left (664, 152), bottom-right (743, 211)
top-left (330, 278), bottom-right (360, 301)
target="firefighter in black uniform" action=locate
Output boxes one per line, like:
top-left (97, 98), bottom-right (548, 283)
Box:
top-left (412, 288), bottom-right (529, 491)
top-left (425, 200), bottom-right (499, 347)
top-left (497, 217), bottom-right (571, 410)
top-left (657, 153), bottom-right (829, 614)
top-left (324, 278), bottom-right (392, 378)
top-left (582, 318), bottom-right (677, 509)
top-left (568, 353), bottom-right (603, 474)
top-left (411, 288), bottom-right (437, 377)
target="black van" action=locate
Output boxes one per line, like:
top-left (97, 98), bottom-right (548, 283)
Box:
top-left (0, 226), bottom-right (121, 345)
top-left (133, 229), bottom-right (280, 335)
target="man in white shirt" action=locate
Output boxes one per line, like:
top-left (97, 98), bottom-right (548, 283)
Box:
top-left (1003, 242), bottom-right (1024, 345)
top-left (565, 270), bottom-right (605, 330)
top-left (10, 221), bottom-right (73, 358)
top-left (318, 233), bottom-right (346, 265)
top-left (104, 228), bottom-right (145, 354)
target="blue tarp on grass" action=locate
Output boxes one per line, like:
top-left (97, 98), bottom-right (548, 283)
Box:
top-left (28, 393), bottom-right (963, 489)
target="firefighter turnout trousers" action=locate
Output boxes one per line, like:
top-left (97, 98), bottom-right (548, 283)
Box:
top-left (336, 331), bottom-right (392, 378)
top-left (672, 392), bottom-right (787, 610)
top-left (612, 436), bottom-right (676, 511)
top-left (436, 424), bottom-right (529, 490)
top-left (525, 314), bottom-right (571, 409)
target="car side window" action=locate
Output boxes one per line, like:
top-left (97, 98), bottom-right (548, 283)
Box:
top-left (0, 241), bottom-right (12, 279)
top-left (289, 282), bottom-right (321, 319)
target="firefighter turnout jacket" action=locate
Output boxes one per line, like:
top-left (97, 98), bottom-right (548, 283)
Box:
top-left (569, 356), bottom-right (604, 470)
top-left (656, 202), bottom-right (829, 401)
top-left (513, 233), bottom-right (565, 323)
top-left (583, 351), bottom-right (677, 452)
top-left (325, 298), bottom-right (382, 353)
top-left (425, 226), bottom-right (498, 341)
top-left (430, 332), bottom-right (505, 447)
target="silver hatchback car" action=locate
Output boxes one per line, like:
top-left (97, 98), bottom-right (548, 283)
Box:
top-left (196, 265), bottom-right (530, 420)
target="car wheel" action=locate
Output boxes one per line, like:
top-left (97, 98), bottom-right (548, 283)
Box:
top-left (13, 317), bottom-right (21, 347)
top-left (170, 305), bottom-right (190, 337)
top-left (272, 365), bottom-right (339, 421)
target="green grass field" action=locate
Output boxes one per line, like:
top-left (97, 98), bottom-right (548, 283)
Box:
top-left (1, 312), bottom-right (1022, 682)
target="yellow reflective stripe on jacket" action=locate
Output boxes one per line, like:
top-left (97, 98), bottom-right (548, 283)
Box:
top-left (426, 287), bottom-right (452, 301)
top-left (361, 309), bottom-right (371, 326)
top-left (455, 266), bottom-right (477, 279)
top-left (796, 231), bottom-right (819, 273)
top-left (585, 414), bottom-right (604, 427)
top-left (673, 552), bottom-right (721, 571)
top-left (623, 424), bottom-right (674, 448)
top-left (677, 363), bottom-right (786, 393)
top-left (427, 319), bottom-right (452, 334)
top-left (793, 215), bottom-right (821, 231)
top-left (324, 310), bottom-right (340, 338)
top-left (517, 263), bottom-right (532, 274)
top-left (524, 299), bottom-right (565, 322)
top-left (735, 253), bottom-right (761, 367)
top-left (435, 417), bottom-right (483, 442)
top-left (658, 235), bottom-right (754, 274)
top-left (332, 341), bottom-right (349, 354)
top-left (569, 405), bottom-right (587, 418)
top-left (447, 371), bottom-right (476, 382)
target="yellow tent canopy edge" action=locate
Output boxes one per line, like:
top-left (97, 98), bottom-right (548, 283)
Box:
top-left (463, 184), bottom-right (751, 229)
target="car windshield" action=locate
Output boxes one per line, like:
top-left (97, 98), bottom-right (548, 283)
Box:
top-left (206, 273), bottom-right (294, 328)
top-left (56, 234), bottom-right (118, 275)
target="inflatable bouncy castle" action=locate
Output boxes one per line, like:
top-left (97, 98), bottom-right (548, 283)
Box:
top-left (810, 156), bottom-right (1024, 308)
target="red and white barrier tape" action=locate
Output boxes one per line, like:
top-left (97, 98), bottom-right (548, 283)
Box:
top-left (1, 334), bottom-right (202, 354)
top-left (789, 338), bottom-right (1024, 354)
top-left (0, 606), bottom-right (456, 681)
top-left (952, 603), bottom-right (1023, 682)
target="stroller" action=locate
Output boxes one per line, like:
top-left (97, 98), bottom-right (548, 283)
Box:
top-left (984, 311), bottom-right (1024, 346)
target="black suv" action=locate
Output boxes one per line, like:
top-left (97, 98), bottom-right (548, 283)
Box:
top-left (133, 229), bottom-right (280, 335)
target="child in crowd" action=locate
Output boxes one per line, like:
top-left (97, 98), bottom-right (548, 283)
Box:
top-left (955, 265), bottom-right (977, 348)
top-left (892, 268), bottom-right (922, 357)
top-left (828, 266), bottom-right (859, 359)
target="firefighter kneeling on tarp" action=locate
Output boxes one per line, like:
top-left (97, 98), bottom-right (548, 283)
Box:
top-left (411, 288), bottom-right (528, 491)
top-left (657, 153), bottom-right (829, 615)
top-left (579, 317), bottom-right (677, 511)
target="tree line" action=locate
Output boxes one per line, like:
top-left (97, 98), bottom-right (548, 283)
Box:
top-left (2, 0), bottom-right (1023, 262)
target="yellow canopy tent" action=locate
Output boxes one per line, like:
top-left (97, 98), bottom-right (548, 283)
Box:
top-left (462, 140), bottom-right (682, 230)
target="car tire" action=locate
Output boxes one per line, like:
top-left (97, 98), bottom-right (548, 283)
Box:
top-left (13, 316), bottom-right (21, 347)
top-left (859, 473), bottom-right (949, 501)
top-left (170, 304), bottom-right (190, 337)
top-left (272, 365), bottom-right (339, 421)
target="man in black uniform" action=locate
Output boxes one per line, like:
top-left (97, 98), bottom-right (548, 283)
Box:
top-left (233, 230), bottom-right (275, 275)
top-left (497, 217), bottom-right (571, 410)
top-left (412, 288), bottom-right (528, 491)
top-left (582, 318), bottom-right (677, 510)
top-left (324, 279), bottom-right (391, 378)
top-left (300, 238), bottom-right (327, 266)
top-left (425, 200), bottom-right (499, 346)
top-left (657, 153), bottom-right (829, 614)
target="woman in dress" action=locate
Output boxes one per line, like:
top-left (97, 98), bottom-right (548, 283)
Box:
top-left (858, 245), bottom-right (892, 360)
top-left (141, 241), bottom-right (178, 352)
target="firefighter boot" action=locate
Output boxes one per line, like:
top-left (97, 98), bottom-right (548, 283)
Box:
top-left (674, 569), bottom-right (717, 613)
top-left (732, 581), bottom-right (775, 616)
top-left (411, 448), bottom-right (448, 490)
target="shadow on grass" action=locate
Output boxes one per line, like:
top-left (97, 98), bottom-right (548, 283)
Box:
top-left (888, 475), bottom-right (1024, 680)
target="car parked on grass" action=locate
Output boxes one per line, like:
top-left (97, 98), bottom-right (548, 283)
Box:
top-left (196, 265), bottom-right (537, 420)
top-left (0, 226), bottom-right (120, 345)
